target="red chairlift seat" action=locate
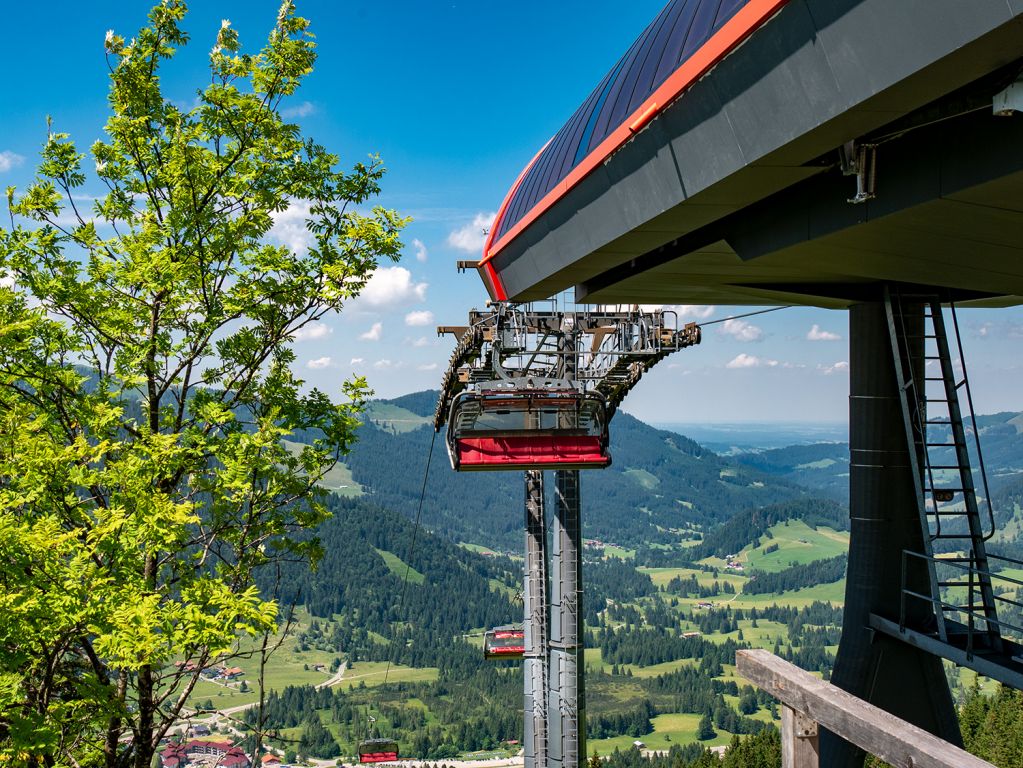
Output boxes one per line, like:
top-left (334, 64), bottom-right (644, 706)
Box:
top-left (358, 739), bottom-right (399, 764)
top-left (484, 625), bottom-right (526, 660)
top-left (446, 389), bottom-right (611, 471)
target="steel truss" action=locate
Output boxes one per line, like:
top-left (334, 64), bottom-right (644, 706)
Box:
top-left (434, 303), bottom-right (701, 431)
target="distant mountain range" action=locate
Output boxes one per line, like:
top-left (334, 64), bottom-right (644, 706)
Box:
top-left (315, 391), bottom-right (813, 552)
top-left (728, 411), bottom-right (1023, 503)
top-left (651, 421), bottom-right (848, 453)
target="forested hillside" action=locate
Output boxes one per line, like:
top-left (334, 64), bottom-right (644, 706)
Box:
top-left (265, 494), bottom-right (519, 672)
top-left (681, 498), bottom-right (847, 562)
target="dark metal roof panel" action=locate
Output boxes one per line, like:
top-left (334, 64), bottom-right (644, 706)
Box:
top-left (492, 0), bottom-right (749, 243)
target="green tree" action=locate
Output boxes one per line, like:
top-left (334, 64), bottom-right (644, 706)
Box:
top-left (696, 714), bottom-right (716, 741)
top-left (0, 2), bottom-right (405, 767)
top-left (959, 675), bottom-right (990, 751)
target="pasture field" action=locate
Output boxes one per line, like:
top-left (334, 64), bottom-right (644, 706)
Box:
top-left (374, 547), bottom-right (426, 584)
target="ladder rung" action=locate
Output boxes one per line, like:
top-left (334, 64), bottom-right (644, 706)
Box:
top-left (926, 442), bottom-right (962, 447)
top-left (932, 534), bottom-right (974, 540)
top-left (926, 420), bottom-right (952, 425)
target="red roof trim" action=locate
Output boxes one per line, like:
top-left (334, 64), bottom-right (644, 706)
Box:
top-left (482, 0), bottom-right (790, 276)
top-left (477, 141), bottom-right (550, 300)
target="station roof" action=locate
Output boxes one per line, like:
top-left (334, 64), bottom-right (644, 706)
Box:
top-left (479, 0), bottom-right (1023, 308)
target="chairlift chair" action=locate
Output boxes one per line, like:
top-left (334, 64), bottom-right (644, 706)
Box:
top-left (358, 738), bottom-right (399, 764)
top-left (484, 625), bottom-right (526, 660)
top-left (445, 388), bottom-right (611, 471)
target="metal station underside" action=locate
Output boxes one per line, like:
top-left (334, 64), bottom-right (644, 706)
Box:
top-left (486, 0), bottom-right (1023, 307)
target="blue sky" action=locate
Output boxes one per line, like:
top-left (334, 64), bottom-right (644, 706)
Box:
top-left (3, 1), bottom-right (1022, 424)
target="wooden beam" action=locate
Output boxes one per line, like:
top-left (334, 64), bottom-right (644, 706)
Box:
top-left (736, 650), bottom-right (993, 768)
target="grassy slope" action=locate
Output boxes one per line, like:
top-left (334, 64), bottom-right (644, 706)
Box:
top-left (281, 439), bottom-right (363, 497)
top-left (364, 401), bottom-right (431, 434)
top-left (374, 547), bottom-right (426, 585)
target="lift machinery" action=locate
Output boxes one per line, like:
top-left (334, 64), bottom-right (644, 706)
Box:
top-left (434, 299), bottom-right (701, 768)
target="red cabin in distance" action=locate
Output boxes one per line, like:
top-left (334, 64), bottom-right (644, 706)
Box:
top-left (445, 389), bottom-right (611, 472)
top-left (484, 625), bottom-right (526, 660)
top-left (358, 739), bottom-right (399, 764)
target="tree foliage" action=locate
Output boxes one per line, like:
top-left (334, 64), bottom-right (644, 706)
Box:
top-left (0, 2), bottom-right (405, 766)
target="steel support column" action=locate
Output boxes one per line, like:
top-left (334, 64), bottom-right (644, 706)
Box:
top-left (821, 300), bottom-right (961, 766)
top-left (548, 322), bottom-right (584, 768)
top-left (549, 469), bottom-right (583, 768)
top-left (524, 470), bottom-right (548, 768)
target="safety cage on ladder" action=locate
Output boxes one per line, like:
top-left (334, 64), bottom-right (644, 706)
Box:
top-left (358, 738), bottom-right (399, 764)
top-left (484, 625), bottom-right (526, 660)
top-left (445, 387), bottom-right (611, 471)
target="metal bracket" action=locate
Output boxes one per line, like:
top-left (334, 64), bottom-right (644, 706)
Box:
top-left (840, 141), bottom-right (877, 204)
top-left (993, 77), bottom-right (1023, 116)
top-left (794, 712), bottom-right (819, 739)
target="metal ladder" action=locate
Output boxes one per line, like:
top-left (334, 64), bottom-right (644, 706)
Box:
top-left (884, 286), bottom-right (1001, 650)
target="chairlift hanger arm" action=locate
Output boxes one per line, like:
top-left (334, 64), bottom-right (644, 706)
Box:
top-left (433, 301), bottom-right (702, 434)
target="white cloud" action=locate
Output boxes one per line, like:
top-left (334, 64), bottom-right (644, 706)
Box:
top-left (974, 321), bottom-right (1023, 339)
top-left (405, 310), bottom-right (434, 327)
top-left (360, 266), bottom-right (428, 308)
top-left (447, 212), bottom-right (496, 254)
top-left (675, 305), bottom-right (715, 321)
top-left (373, 359), bottom-right (397, 370)
top-left (726, 353), bottom-right (760, 369)
top-left (281, 101), bottom-right (316, 119)
top-left (0, 273), bottom-right (15, 289)
top-left (807, 324), bottom-right (840, 341)
top-left (412, 238), bottom-right (428, 263)
top-left (719, 319), bottom-right (764, 342)
top-left (360, 322), bottom-right (383, 341)
top-left (269, 199), bottom-right (314, 254)
top-left (350, 357), bottom-right (364, 365)
top-left (726, 353), bottom-right (779, 369)
top-left (306, 356), bottom-right (332, 370)
top-left (417, 363), bottom-right (439, 371)
top-left (0, 151), bottom-right (24, 173)
top-left (291, 322), bottom-right (332, 342)
top-left (818, 361), bottom-right (850, 375)
top-left (410, 336), bottom-right (431, 348)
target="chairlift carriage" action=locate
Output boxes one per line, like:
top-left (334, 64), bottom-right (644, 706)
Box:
top-left (358, 738), bottom-right (399, 764)
top-left (484, 625), bottom-right (526, 660)
top-left (445, 387), bottom-right (611, 471)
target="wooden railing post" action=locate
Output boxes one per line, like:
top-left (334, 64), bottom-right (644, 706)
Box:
top-left (736, 649), bottom-right (995, 768)
top-left (781, 704), bottom-right (819, 768)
